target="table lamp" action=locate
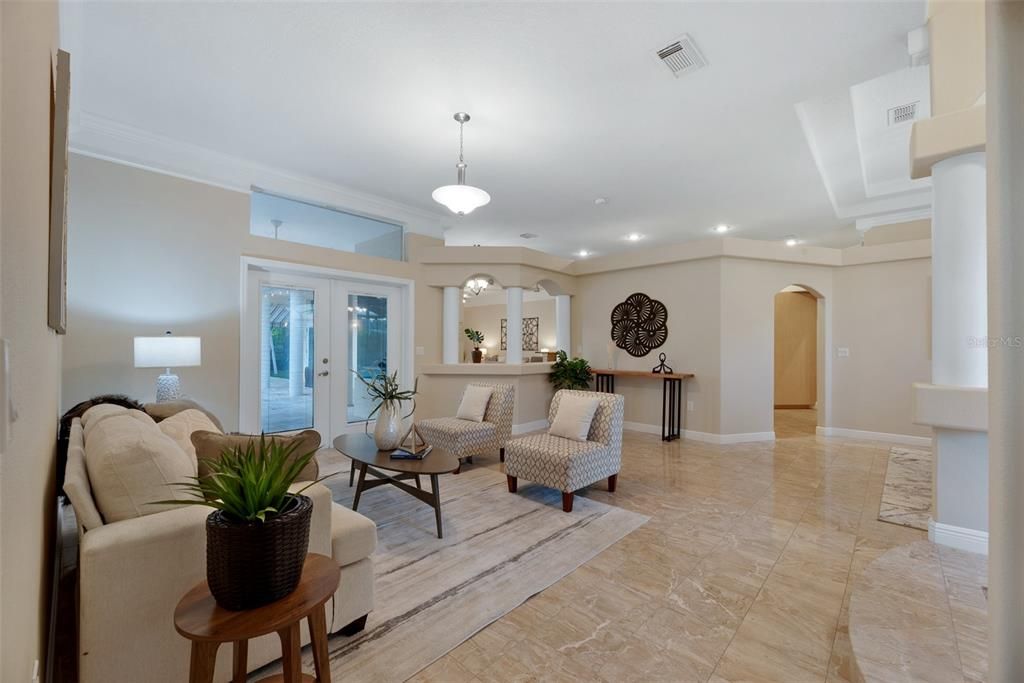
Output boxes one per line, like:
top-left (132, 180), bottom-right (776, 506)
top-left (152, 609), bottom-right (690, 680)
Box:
top-left (134, 333), bottom-right (201, 402)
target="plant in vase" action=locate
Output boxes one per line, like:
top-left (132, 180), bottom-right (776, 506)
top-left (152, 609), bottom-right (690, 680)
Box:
top-left (354, 370), bottom-right (418, 449)
top-left (155, 437), bottom-right (321, 610)
top-left (549, 350), bottom-right (593, 390)
top-left (464, 328), bottom-right (485, 363)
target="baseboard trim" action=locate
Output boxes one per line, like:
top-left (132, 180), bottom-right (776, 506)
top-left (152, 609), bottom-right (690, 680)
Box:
top-left (815, 426), bottom-right (932, 447)
top-left (929, 519), bottom-right (989, 555)
top-left (512, 419), bottom-right (549, 435)
top-left (622, 422), bottom-right (775, 444)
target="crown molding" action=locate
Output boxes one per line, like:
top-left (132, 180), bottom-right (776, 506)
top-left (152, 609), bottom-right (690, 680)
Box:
top-left (855, 206), bottom-right (933, 233)
top-left (69, 110), bottom-right (449, 238)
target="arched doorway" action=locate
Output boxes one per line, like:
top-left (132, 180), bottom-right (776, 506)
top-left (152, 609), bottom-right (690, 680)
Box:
top-left (773, 284), bottom-right (822, 438)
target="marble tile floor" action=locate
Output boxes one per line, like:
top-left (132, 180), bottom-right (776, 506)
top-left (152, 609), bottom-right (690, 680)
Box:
top-left (394, 428), bottom-right (927, 683)
top-left (774, 407), bottom-right (818, 439)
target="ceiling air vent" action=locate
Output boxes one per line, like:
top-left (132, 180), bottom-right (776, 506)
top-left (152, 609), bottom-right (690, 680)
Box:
top-left (887, 101), bottom-right (919, 126)
top-left (656, 34), bottom-right (706, 77)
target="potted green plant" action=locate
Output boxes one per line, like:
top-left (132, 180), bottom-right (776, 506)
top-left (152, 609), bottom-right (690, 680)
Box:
top-left (354, 370), bottom-right (418, 449)
top-left (156, 437), bottom-right (320, 610)
top-left (464, 328), bottom-right (485, 363)
top-left (549, 350), bottom-right (593, 390)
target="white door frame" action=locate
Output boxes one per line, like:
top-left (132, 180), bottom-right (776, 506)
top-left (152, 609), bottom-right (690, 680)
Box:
top-left (239, 256), bottom-right (416, 437)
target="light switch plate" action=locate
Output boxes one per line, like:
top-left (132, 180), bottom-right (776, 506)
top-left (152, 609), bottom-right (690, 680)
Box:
top-left (415, 346), bottom-right (425, 356)
top-left (837, 347), bottom-right (850, 358)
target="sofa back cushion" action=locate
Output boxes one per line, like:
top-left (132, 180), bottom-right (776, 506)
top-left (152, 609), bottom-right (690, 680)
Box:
top-left (190, 430), bottom-right (321, 483)
top-left (145, 398), bottom-right (224, 432)
top-left (82, 405), bottom-right (197, 523)
top-left (156, 409), bottom-right (222, 471)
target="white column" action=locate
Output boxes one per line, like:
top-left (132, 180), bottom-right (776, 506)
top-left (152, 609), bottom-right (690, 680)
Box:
top-left (928, 152), bottom-right (990, 548)
top-left (932, 152), bottom-right (988, 386)
top-left (288, 290), bottom-right (304, 397)
top-left (505, 287), bottom-right (523, 364)
top-left (987, 2), bottom-right (1024, 678)
top-left (442, 286), bottom-right (460, 364)
top-left (555, 294), bottom-right (571, 355)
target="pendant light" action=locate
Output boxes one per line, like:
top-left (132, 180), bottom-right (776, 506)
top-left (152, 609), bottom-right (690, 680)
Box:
top-left (432, 112), bottom-right (490, 215)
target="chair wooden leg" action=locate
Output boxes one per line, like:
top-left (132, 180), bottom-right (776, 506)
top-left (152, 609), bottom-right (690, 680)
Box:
top-left (507, 475), bottom-right (518, 492)
top-left (608, 474), bottom-right (618, 492)
top-left (500, 447), bottom-right (505, 463)
top-left (562, 491), bottom-right (574, 513)
top-left (454, 461), bottom-right (462, 475)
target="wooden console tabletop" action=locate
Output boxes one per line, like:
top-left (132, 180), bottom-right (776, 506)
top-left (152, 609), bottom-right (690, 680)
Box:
top-left (592, 369), bottom-right (695, 380)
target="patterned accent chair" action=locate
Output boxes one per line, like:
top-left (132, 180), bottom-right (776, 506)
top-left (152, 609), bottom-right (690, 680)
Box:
top-left (416, 383), bottom-right (515, 472)
top-left (504, 389), bottom-right (625, 512)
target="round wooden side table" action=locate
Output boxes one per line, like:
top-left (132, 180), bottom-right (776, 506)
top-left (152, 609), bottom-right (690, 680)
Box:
top-left (174, 553), bottom-right (340, 683)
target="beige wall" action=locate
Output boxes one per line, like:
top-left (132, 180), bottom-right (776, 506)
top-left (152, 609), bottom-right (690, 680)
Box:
top-left (63, 155), bottom-right (443, 430)
top-left (832, 258), bottom-right (932, 438)
top-left (576, 258), bottom-right (722, 434)
top-left (462, 298), bottom-right (557, 362)
top-left (774, 291), bottom-right (817, 407)
top-left (0, 1), bottom-right (63, 679)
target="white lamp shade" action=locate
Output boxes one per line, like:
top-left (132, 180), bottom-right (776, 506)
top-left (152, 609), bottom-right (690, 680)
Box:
top-left (134, 336), bottom-right (201, 368)
top-left (432, 184), bottom-right (491, 215)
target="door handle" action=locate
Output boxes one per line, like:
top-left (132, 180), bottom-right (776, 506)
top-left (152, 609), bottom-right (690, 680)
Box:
top-left (318, 371), bottom-right (330, 377)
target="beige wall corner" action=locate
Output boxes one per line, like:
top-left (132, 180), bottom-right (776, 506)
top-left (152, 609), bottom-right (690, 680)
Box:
top-left (1, 1), bottom-right (63, 680)
top-left (928, 0), bottom-right (986, 117)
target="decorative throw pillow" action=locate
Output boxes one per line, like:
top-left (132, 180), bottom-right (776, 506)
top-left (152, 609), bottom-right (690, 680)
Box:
top-left (145, 399), bottom-right (224, 433)
top-left (157, 409), bottom-right (222, 471)
top-left (456, 385), bottom-right (494, 422)
top-left (190, 430), bottom-right (321, 482)
top-left (82, 408), bottom-right (197, 523)
top-left (549, 395), bottom-right (601, 442)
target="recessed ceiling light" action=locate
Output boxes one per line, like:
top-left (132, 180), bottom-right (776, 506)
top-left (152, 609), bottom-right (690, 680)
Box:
top-left (577, 249), bottom-right (591, 258)
top-left (626, 233), bottom-right (642, 242)
top-left (594, 197), bottom-right (608, 206)
top-left (519, 232), bottom-right (538, 239)
top-left (784, 236), bottom-right (800, 247)
top-left (714, 224), bottom-right (730, 233)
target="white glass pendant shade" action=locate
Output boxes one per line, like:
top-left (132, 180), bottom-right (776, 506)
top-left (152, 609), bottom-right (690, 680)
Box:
top-left (432, 184), bottom-right (491, 215)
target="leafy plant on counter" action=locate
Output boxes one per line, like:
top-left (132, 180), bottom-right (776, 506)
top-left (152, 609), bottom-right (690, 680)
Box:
top-left (549, 350), bottom-right (593, 391)
top-left (464, 328), bottom-right (484, 347)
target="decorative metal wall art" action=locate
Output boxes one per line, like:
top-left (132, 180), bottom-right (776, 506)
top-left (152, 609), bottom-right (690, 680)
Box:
top-left (610, 292), bottom-right (668, 357)
top-left (501, 317), bottom-right (539, 351)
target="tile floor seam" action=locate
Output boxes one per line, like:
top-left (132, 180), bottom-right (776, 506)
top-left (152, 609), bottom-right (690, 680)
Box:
top-left (935, 546), bottom-right (970, 682)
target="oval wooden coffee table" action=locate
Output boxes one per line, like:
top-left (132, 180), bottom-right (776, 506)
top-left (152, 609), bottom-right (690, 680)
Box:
top-left (174, 553), bottom-right (340, 683)
top-left (333, 433), bottom-right (459, 538)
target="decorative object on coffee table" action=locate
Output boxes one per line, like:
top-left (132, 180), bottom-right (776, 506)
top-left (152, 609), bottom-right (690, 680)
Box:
top-left (154, 436), bottom-right (321, 610)
top-left (134, 331), bottom-right (202, 401)
top-left (333, 434), bottom-right (459, 538)
top-left (610, 292), bottom-right (668, 357)
top-left (174, 553), bottom-right (339, 683)
top-left (549, 350), bottom-right (593, 391)
top-left (353, 370), bottom-right (417, 449)
top-left (464, 328), bottom-right (484, 363)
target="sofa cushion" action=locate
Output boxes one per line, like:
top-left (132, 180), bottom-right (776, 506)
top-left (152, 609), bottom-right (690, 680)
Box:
top-left (416, 417), bottom-right (498, 458)
top-left (82, 407), bottom-right (197, 523)
top-left (191, 430), bottom-right (320, 482)
top-left (330, 503), bottom-right (378, 566)
top-left (63, 419), bottom-right (105, 531)
top-left (504, 433), bottom-right (613, 492)
top-left (145, 399), bottom-right (224, 433)
top-left (156, 409), bottom-right (221, 471)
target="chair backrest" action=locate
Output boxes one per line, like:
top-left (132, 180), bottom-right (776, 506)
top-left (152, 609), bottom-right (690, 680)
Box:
top-left (548, 390), bottom-right (625, 457)
top-left (468, 383), bottom-right (515, 445)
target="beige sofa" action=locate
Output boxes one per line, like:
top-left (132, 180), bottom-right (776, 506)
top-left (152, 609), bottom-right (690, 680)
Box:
top-left (62, 407), bottom-right (377, 683)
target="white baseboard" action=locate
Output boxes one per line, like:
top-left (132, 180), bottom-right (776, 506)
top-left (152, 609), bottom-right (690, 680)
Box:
top-left (622, 422), bottom-right (775, 444)
top-left (512, 419), bottom-right (549, 435)
top-left (929, 519), bottom-right (989, 555)
top-left (816, 426), bottom-right (932, 447)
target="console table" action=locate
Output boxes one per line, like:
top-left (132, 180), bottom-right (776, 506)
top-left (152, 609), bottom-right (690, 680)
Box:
top-left (593, 369), bottom-right (695, 441)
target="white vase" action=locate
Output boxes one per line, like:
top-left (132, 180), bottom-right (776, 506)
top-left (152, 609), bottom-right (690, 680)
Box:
top-left (373, 403), bottom-right (408, 450)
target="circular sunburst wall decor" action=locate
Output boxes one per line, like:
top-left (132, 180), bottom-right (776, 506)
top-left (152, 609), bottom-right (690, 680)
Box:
top-left (610, 292), bottom-right (668, 357)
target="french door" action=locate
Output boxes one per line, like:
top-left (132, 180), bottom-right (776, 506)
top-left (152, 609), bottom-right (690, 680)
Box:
top-left (241, 268), bottom-right (406, 440)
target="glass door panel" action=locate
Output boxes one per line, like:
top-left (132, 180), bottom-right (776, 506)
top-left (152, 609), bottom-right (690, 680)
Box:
top-left (259, 285), bottom-right (316, 433)
top-left (347, 294), bottom-right (389, 423)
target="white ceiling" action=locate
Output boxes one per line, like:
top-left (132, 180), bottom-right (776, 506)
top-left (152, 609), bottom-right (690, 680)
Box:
top-left (62, 1), bottom-right (926, 257)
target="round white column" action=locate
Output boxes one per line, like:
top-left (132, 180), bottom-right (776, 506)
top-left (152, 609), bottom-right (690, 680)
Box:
top-left (931, 152), bottom-right (988, 387)
top-left (442, 286), bottom-right (461, 364)
top-left (505, 287), bottom-right (524, 364)
top-left (555, 294), bottom-right (571, 355)
top-left (987, 2), bottom-right (1024, 679)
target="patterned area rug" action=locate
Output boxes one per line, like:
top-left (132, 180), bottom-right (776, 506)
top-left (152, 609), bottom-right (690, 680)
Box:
top-left (878, 446), bottom-right (933, 531)
top-left (257, 464), bottom-right (647, 682)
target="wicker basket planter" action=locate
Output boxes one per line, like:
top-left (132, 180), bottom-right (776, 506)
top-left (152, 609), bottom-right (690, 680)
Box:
top-left (205, 494), bottom-right (312, 611)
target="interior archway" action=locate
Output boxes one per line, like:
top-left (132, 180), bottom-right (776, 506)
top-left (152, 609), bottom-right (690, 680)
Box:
top-left (772, 284), bottom-right (824, 438)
